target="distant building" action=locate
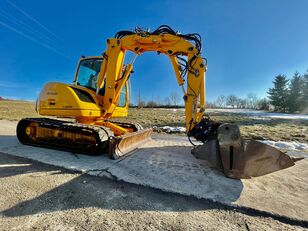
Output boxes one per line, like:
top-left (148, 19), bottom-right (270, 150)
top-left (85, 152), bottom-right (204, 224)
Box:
top-left (0, 97), bottom-right (3, 101)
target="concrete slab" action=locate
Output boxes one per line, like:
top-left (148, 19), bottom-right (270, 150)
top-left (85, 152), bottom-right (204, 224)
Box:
top-left (0, 120), bottom-right (307, 221)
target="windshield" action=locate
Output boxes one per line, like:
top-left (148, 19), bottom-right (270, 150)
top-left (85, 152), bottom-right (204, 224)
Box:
top-left (76, 59), bottom-right (103, 90)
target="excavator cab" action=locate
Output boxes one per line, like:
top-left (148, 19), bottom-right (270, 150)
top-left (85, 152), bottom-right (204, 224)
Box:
top-left (72, 56), bottom-right (130, 118)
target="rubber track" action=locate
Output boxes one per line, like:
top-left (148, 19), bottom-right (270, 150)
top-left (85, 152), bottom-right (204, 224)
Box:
top-left (16, 118), bottom-right (114, 155)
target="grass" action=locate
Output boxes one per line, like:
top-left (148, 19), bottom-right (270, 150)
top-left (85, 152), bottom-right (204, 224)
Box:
top-left (0, 100), bottom-right (39, 120)
top-left (1, 100), bottom-right (307, 143)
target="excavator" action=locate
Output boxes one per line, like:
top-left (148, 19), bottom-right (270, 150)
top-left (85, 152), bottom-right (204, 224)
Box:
top-left (16, 25), bottom-right (301, 179)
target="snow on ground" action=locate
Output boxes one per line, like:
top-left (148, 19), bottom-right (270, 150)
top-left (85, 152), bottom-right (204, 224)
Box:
top-left (261, 140), bottom-right (308, 153)
top-left (154, 126), bottom-right (186, 133)
top-left (153, 125), bottom-right (307, 153)
top-left (206, 109), bottom-right (308, 120)
top-left (155, 108), bottom-right (308, 120)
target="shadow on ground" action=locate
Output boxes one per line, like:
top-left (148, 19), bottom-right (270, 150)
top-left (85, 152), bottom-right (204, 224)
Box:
top-left (0, 149), bottom-right (243, 217)
top-left (0, 134), bottom-right (244, 205)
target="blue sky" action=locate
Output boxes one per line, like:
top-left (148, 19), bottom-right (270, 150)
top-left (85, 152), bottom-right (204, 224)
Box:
top-left (0, 0), bottom-right (308, 104)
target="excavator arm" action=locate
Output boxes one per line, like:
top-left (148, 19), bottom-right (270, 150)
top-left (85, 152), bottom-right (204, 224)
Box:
top-left (93, 26), bottom-right (300, 179)
top-left (96, 28), bottom-right (206, 133)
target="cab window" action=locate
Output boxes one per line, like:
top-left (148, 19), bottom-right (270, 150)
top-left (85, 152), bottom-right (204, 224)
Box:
top-left (76, 59), bottom-right (102, 91)
top-left (117, 84), bottom-right (127, 107)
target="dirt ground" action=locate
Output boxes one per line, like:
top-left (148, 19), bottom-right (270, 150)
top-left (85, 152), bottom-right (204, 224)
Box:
top-left (0, 153), bottom-right (306, 231)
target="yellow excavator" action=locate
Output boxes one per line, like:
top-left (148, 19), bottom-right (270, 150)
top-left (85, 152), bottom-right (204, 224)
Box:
top-left (16, 25), bottom-right (301, 179)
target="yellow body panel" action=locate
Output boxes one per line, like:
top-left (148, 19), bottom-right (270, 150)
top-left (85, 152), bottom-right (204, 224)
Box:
top-left (37, 82), bottom-right (101, 118)
top-left (37, 81), bottom-right (129, 119)
top-left (112, 105), bottom-right (128, 118)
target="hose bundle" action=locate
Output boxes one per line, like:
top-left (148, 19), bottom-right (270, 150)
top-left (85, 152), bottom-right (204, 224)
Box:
top-left (114, 25), bottom-right (205, 95)
top-left (115, 25), bottom-right (202, 55)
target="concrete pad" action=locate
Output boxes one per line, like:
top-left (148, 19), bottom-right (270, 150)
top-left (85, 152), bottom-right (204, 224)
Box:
top-left (0, 120), bottom-right (307, 221)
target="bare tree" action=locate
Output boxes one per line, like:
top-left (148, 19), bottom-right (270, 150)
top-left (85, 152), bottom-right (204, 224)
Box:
top-left (164, 96), bottom-right (171, 106)
top-left (215, 95), bottom-right (226, 108)
top-left (147, 101), bottom-right (157, 108)
top-left (138, 100), bottom-right (146, 108)
top-left (246, 93), bottom-right (258, 109)
top-left (206, 101), bottom-right (217, 108)
top-left (154, 95), bottom-right (161, 106)
top-left (238, 98), bottom-right (247, 109)
top-left (226, 94), bottom-right (239, 108)
top-left (237, 98), bottom-right (247, 108)
top-left (170, 91), bottom-right (180, 106)
top-left (137, 88), bottom-right (144, 108)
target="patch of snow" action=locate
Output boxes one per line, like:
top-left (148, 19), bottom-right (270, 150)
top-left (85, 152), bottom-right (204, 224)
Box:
top-left (153, 108), bottom-right (308, 120)
top-left (205, 109), bottom-right (308, 120)
top-left (154, 126), bottom-right (186, 133)
top-left (260, 140), bottom-right (308, 152)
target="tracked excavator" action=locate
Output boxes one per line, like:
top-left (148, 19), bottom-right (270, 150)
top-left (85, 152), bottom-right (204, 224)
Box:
top-left (16, 25), bottom-right (301, 179)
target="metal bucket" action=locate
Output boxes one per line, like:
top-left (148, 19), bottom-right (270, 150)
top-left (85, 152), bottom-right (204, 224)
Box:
top-left (191, 124), bottom-right (303, 179)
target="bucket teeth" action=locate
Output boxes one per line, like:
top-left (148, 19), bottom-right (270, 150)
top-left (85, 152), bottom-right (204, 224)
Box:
top-left (191, 123), bottom-right (303, 179)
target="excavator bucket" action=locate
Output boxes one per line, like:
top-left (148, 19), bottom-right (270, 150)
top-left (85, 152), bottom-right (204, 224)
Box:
top-left (109, 128), bottom-right (152, 159)
top-left (191, 124), bottom-right (303, 179)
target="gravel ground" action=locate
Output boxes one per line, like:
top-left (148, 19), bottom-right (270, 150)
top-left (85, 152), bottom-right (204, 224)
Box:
top-left (0, 152), bottom-right (307, 231)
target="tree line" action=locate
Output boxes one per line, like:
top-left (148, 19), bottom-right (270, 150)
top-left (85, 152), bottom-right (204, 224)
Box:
top-left (135, 91), bottom-right (182, 108)
top-left (134, 70), bottom-right (308, 113)
top-left (135, 91), bottom-right (268, 110)
top-left (210, 70), bottom-right (308, 112)
top-left (267, 71), bottom-right (308, 113)
top-left (207, 93), bottom-right (269, 110)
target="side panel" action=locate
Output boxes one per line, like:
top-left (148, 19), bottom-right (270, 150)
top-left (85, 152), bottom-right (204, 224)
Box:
top-left (37, 82), bottom-right (102, 118)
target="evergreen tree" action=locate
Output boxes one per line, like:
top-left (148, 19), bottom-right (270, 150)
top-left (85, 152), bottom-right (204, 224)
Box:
top-left (303, 70), bottom-right (308, 110)
top-left (287, 72), bottom-right (303, 113)
top-left (267, 75), bottom-right (289, 112)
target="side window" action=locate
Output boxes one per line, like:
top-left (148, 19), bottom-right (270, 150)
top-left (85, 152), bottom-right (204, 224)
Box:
top-left (77, 65), bottom-right (97, 87)
top-left (117, 84), bottom-right (127, 107)
top-left (76, 59), bottom-right (102, 90)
